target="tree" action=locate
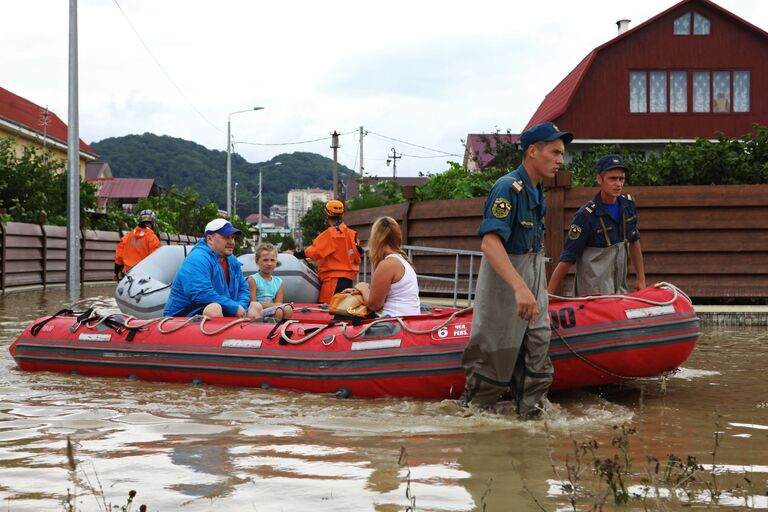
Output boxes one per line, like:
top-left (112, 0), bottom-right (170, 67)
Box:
top-left (475, 131), bottom-right (523, 170)
top-left (0, 137), bottom-right (97, 225)
top-left (563, 125), bottom-right (768, 187)
top-left (347, 177), bottom-right (405, 210)
top-left (299, 201), bottom-right (329, 246)
top-left (416, 162), bottom-right (507, 201)
top-left (133, 186), bottom-right (220, 235)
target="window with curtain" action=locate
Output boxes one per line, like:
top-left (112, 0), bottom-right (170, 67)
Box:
top-left (629, 69), bottom-right (747, 114)
top-left (713, 71), bottom-right (730, 112)
top-left (670, 71), bottom-right (687, 112)
top-left (629, 71), bottom-right (647, 113)
top-left (733, 71), bottom-right (750, 112)
top-left (674, 13), bottom-right (691, 35)
top-left (693, 71), bottom-right (710, 112)
top-left (650, 72), bottom-right (667, 112)
top-left (693, 13), bottom-right (711, 35)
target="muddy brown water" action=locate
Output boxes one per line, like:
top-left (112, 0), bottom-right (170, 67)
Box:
top-left (0, 285), bottom-right (766, 511)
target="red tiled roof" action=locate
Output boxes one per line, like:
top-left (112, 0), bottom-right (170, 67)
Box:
top-left (92, 178), bottom-right (154, 199)
top-left (464, 133), bottom-right (520, 168)
top-left (0, 86), bottom-right (96, 156)
top-left (245, 213), bottom-right (270, 224)
top-left (525, 0), bottom-right (768, 130)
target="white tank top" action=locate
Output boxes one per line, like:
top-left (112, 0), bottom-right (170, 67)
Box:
top-left (380, 253), bottom-right (420, 317)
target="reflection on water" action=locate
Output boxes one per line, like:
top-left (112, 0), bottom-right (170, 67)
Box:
top-left (1, 285), bottom-right (766, 511)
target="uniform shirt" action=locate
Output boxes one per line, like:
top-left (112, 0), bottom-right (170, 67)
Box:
top-left (304, 222), bottom-right (362, 280)
top-left (249, 273), bottom-right (283, 303)
top-left (560, 192), bottom-right (640, 263)
top-left (115, 225), bottom-right (161, 270)
top-left (477, 165), bottom-right (546, 255)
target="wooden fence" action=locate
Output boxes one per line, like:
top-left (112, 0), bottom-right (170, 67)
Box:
top-left (344, 176), bottom-right (768, 299)
top-left (0, 223), bottom-right (197, 290)
top-left (3, 177), bottom-right (767, 298)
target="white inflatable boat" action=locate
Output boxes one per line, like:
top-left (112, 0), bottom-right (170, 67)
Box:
top-left (115, 246), bottom-right (321, 318)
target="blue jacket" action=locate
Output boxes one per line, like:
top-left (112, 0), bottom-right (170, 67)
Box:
top-left (477, 165), bottom-right (546, 254)
top-left (163, 238), bottom-right (250, 317)
top-left (560, 192), bottom-right (640, 263)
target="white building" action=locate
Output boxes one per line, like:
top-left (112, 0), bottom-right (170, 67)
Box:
top-left (270, 204), bottom-right (288, 220)
top-left (287, 188), bottom-right (332, 229)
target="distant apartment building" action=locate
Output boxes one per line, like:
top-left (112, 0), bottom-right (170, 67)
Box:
top-left (287, 188), bottom-right (332, 229)
top-left (270, 204), bottom-right (288, 220)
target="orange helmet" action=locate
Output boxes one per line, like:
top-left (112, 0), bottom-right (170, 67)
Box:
top-left (324, 199), bottom-right (345, 217)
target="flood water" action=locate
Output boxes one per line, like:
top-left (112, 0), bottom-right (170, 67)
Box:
top-left (1, 285), bottom-right (766, 511)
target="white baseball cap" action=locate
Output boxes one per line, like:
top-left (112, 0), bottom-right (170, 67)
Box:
top-left (204, 218), bottom-right (241, 236)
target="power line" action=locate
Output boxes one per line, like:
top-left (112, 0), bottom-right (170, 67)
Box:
top-left (400, 152), bottom-right (458, 159)
top-left (366, 130), bottom-right (461, 157)
top-left (112, 0), bottom-right (222, 133)
top-left (235, 129), bottom-right (357, 147)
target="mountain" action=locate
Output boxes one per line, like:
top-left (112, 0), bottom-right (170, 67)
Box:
top-left (90, 133), bottom-right (358, 218)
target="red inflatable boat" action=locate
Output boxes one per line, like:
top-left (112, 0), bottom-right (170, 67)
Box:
top-left (9, 283), bottom-right (699, 399)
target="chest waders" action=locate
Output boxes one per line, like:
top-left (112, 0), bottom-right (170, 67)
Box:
top-left (574, 210), bottom-right (630, 296)
top-left (461, 187), bottom-right (553, 416)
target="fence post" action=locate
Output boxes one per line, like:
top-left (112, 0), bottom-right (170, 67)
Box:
top-left (39, 212), bottom-right (48, 287)
top-left (0, 218), bottom-right (6, 292)
top-left (401, 185), bottom-right (416, 246)
top-left (544, 171), bottom-right (573, 280)
top-left (80, 217), bottom-right (86, 285)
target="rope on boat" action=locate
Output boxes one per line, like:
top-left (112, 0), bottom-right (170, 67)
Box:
top-left (277, 307), bottom-right (475, 345)
top-left (278, 320), bottom-right (339, 345)
top-left (548, 281), bottom-right (692, 307)
top-left (548, 282), bottom-right (690, 383)
top-left (341, 307), bottom-right (474, 340)
top-left (157, 315), bottom-right (204, 334)
top-left (552, 326), bottom-right (674, 382)
top-left (199, 316), bottom-right (251, 335)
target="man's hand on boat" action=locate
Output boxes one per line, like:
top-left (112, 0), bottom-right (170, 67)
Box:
top-left (514, 286), bottom-right (539, 322)
top-left (230, 301), bottom-right (264, 320)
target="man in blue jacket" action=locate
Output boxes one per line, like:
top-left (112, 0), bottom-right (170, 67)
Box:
top-left (164, 219), bottom-right (262, 318)
top-left (547, 154), bottom-right (646, 296)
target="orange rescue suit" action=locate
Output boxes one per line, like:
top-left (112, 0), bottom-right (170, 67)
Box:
top-left (304, 222), bottom-right (361, 303)
top-left (115, 226), bottom-right (161, 272)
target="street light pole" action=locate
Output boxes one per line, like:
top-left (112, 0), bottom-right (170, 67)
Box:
top-left (66, 0), bottom-right (80, 293)
top-left (233, 182), bottom-right (239, 218)
top-left (227, 107), bottom-right (263, 218)
top-left (258, 162), bottom-right (282, 244)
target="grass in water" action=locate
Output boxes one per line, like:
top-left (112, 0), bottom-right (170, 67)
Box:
top-left (544, 417), bottom-right (762, 511)
top-left (60, 436), bottom-right (148, 512)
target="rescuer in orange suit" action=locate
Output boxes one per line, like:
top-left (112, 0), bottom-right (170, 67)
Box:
top-left (114, 209), bottom-right (161, 280)
top-left (293, 200), bottom-right (363, 304)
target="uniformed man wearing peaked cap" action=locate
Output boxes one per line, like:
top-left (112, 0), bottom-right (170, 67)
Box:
top-left (547, 154), bottom-right (646, 297)
top-left (460, 122), bottom-right (572, 419)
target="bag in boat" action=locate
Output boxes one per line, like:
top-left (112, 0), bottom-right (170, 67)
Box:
top-left (328, 292), bottom-right (370, 318)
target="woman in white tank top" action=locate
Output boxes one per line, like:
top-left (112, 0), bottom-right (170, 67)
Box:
top-left (348, 216), bottom-right (420, 316)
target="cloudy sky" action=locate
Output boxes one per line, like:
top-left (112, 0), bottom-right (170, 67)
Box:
top-left (3, 0), bottom-right (767, 177)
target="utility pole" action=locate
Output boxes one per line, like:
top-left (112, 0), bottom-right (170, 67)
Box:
top-left (359, 126), bottom-right (365, 178)
top-left (66, 0), bottom-right (80, 293)
top-left (387, 147), bottom-right (401, 179)
top-left (330, 131), bottom-right (340, 199)
top-left (40, 106), bottom-right (50, 165)
top-left (233, 182), bottom-right (238, 219)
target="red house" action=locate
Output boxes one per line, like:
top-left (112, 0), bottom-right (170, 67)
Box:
top-left (526, 0), bottom-right (768, 154)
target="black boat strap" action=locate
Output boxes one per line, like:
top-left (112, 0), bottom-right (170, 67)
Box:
top-left (30, 309), bottom-right (74, 336)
